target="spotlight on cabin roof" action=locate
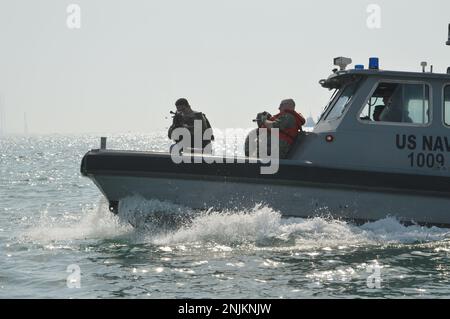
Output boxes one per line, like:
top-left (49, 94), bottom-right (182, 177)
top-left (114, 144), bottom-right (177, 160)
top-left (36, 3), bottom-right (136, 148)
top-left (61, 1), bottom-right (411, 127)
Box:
top-left (333, 57), bottom-right (352, 71)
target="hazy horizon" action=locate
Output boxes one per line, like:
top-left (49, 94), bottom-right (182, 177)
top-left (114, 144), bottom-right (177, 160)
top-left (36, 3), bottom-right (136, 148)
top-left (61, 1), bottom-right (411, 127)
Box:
top-left (1, 0), bottom-right (449, 134)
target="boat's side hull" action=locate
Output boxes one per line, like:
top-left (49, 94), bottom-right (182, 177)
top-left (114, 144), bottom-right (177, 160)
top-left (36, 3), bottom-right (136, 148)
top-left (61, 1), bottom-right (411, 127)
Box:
top-left (90, 173), bottom-right (450, 227)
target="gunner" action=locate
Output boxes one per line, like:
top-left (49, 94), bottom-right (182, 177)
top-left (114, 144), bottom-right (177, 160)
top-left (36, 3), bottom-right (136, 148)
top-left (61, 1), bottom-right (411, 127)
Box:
top-left (246, 99), bottom-right (305, 159)
top-left (168, 98), bottom-right (214, 153)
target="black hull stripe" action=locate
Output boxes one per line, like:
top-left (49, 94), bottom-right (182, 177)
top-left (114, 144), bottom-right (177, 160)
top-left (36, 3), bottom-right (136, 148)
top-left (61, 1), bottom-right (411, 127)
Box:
top-left (81, 151), bottom-right (450, 197)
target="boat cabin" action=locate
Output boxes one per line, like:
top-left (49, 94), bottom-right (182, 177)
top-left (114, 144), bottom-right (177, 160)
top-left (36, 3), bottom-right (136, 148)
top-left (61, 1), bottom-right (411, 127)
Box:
top-left (292, 61), bottom-right (450, 177)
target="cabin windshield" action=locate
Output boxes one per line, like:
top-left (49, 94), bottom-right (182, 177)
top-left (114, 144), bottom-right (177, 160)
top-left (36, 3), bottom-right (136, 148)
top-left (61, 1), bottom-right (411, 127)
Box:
top-left (318, 89), bottom-right (338, 121)
top-left (323, 82), bottom-right (358, 121)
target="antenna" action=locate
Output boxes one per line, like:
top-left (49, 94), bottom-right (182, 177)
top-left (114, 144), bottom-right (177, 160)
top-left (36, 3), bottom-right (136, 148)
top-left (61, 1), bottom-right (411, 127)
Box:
top-left (421, 61), bottom-right (427, 73)
top-left (447, 24), bottom-right (450, 45)
top-left (0, 96), bottom-right (4, 136)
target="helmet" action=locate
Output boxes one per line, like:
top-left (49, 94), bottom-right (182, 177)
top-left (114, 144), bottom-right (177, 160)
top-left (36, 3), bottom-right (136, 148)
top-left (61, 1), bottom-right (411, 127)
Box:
top-left (175, 98), bottom-right (190, 107)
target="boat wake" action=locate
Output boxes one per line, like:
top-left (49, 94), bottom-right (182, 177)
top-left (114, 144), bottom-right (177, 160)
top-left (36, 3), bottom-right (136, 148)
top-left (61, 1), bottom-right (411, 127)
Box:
top-left (117, 196), bottom-right (450, 249)
top-left (25, 196), bottom-right (450, 250)
top-left (24, 199), bottom-right (131, 242)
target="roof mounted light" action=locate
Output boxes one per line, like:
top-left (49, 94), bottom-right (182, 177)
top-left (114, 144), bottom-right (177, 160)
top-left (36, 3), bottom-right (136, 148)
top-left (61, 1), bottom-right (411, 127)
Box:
top-left (369, 57), bottom-right (379, 70)
top-left (446, 24), bottom-right (450, 46)
top-left (334, 57), bottom-right (352, 71)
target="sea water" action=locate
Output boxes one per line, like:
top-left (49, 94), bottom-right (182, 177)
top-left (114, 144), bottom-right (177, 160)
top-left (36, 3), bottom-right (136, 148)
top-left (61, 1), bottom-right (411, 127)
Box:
top-left (1, 133), bottom-right (450, 298)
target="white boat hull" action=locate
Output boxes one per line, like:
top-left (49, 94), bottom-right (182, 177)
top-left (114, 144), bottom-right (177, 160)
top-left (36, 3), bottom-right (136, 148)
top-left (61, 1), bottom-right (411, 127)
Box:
top-left (93, 174), bottom-right (450, 227)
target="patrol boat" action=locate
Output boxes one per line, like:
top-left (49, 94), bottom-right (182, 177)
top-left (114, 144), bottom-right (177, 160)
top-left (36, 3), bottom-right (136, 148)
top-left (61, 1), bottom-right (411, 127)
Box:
top-left (81, 51), bottom-right (450, 227)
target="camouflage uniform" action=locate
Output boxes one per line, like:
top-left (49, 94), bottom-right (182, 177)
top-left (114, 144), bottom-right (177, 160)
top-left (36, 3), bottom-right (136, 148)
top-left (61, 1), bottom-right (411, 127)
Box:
top-left (168, 111), bottom-right (214, 149)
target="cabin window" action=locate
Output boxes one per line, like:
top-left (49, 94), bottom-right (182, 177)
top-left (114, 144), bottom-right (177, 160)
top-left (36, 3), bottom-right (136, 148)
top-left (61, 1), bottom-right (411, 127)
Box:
top-left (359, 82), bottom-right (430, 125)
top-left (445, 85), bottom-right (450, 126)
top-left (324, 82), bottom-right (358, 121)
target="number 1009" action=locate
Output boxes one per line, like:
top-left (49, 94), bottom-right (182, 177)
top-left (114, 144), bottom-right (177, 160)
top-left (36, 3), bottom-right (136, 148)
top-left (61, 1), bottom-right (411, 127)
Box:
top-left (408, 152), bottom-right (445, 168)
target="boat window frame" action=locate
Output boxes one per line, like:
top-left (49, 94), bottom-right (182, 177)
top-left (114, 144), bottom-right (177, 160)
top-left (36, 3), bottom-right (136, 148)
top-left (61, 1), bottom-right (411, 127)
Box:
top-left (322, 81), bottom-right (361, 123)
top-left (317, 89), bottom-right (339, 123)
top-left (356, 79), bottom-right (433, 128)
top-left (443, 84), bottom-right (450, 128)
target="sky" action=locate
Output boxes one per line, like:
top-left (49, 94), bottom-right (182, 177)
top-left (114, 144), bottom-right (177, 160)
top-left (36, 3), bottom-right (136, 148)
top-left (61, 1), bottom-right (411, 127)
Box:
top-left (0, 0), bottom-right (449, 134)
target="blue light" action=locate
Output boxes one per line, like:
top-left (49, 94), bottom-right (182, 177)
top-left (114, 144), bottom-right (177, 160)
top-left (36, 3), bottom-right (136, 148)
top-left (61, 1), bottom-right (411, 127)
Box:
top-left (369, 57), bottom-right (379, 70)
top-left (355, 64), bottom-right (364, 70)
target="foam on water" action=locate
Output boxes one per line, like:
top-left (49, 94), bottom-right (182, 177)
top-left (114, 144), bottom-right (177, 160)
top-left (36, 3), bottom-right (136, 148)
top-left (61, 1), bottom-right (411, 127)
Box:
top-left (118, 195), bottom-right (194, 230)
top-left (151, 205), bottom-right (282, 246)
top-left (152, 211), bottom-right (450, 249)
top-left (23, 196), bottom-right (450, 249)
top-left (25, 200), bottom-right (131, 242)
top-left (115, 196), bottom-right (450, 248)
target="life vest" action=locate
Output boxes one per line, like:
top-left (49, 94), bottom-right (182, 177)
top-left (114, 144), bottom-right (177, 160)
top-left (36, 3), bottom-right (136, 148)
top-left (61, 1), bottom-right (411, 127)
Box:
top-left (266, 110), bottom-right (305, 145)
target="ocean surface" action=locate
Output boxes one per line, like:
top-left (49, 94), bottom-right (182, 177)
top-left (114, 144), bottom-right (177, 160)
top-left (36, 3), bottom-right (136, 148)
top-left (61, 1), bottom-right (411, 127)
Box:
top-left (1, 133), bottom-right (450, 299)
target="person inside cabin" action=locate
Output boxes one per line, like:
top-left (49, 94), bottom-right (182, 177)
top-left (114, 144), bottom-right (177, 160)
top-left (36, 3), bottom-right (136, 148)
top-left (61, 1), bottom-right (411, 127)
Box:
top-left (372, 104), bottom-right (386, 121)
top-left (245, 99), bottom-right (305, 159)
top-left (168, 98), bottom-right (214, 153)
top-left (379, 95), bottom-right (413, 123)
